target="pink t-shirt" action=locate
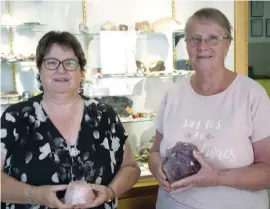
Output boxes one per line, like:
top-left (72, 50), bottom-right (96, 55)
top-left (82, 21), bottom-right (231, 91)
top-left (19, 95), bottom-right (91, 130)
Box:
top-left (155, 73), bottom-right (270, 209)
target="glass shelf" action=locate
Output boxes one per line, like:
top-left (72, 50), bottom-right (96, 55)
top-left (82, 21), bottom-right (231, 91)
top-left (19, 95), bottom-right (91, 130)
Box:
top-left (86, 72), bottom-right (193, 80)
top-left (1, 24), bottom-right (48, 33)
top-left (0, 102), bottom-right (156, 125)
top-left (73, 33), bottom-right (99, 37)
top-left (71, 30), bottom-right (185, 40)
top-left (1, 60), bottom-right (36, 65)
top-left (120, 117), bottom-right (154, 123)
top-left (1, 24), bottom-right (48, 29)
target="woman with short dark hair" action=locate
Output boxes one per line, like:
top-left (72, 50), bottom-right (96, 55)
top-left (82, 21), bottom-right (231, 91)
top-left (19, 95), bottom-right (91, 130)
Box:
top-left (1, 31), bottom-right (141, 209)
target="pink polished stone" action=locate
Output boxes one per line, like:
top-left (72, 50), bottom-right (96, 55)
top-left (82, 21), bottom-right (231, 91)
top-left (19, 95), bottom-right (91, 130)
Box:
top-left (64, 180), bottom-right (95, 205)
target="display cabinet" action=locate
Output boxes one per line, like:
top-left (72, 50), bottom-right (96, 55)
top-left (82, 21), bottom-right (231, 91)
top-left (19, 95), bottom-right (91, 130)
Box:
top-left (0, 0), bottom-right (193, 161)
top-left (1, 0), bottom-right (248, 208)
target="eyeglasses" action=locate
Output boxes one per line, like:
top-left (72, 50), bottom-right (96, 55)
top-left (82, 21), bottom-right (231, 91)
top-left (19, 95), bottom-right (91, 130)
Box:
top-left (43, 58), bottom-right (79, 71)
top-left (185, 35), bottom-right (229, 46)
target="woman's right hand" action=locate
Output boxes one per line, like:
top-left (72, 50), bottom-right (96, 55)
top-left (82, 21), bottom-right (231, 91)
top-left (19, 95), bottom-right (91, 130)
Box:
top-left (154, 164), bottom-right (171, 192)
top-left (33, 184), bottom-right (71, 209)
top-left (148, 131), bottom-right (171, 192)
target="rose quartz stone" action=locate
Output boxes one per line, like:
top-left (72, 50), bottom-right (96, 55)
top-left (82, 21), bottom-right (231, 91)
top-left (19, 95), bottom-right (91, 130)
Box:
top-left (64, 180), bottom-right (95, 205)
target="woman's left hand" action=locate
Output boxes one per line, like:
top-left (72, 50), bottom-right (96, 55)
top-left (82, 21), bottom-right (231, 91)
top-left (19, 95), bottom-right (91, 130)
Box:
top-left (74, 184), bottom-right (113, 209)
top-left (170, 150), bottom-right (221, 193)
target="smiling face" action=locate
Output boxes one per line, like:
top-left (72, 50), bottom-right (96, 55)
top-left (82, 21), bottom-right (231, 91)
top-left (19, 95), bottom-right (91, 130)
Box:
top-left (186, 18), bottom-right (231, 72)
top-left (40, 43), bottom-right (82, 95)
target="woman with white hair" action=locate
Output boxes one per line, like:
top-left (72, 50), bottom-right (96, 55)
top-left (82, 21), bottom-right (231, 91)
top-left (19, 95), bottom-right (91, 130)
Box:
top-left (148, 8), bottom-right (270, 209)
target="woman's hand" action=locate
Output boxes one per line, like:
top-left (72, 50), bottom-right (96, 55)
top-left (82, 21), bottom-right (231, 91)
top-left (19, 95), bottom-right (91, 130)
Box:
top-left (170, 151), bottom-right (220, 193)
top-left (74, 184), bottom-right (113, 209)
top-left (34, 184), bottom-right (71, 209)
top-left (153, 164), bottom-right (171, 192)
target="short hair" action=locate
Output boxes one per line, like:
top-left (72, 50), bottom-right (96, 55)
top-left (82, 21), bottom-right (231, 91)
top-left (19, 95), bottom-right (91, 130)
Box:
top-left (185, 8), bottom-right (233, 41)
top-left (35, 31), bottom-right (86, 91)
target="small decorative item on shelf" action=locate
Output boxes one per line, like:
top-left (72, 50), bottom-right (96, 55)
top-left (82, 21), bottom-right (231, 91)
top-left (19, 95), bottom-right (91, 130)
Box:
top-left (185, 60), bottom-right (193, 71)
top-left (149, 60), bottom-right (165, 73)
top-left (79, 22), bottom-right (90, 34)
top-left (118, 24), bottom-right (128, 31)
top-left (176, 59), bottom-right (186, 70)
top-left (26, 54), bottom-right (36, 61)
top-left (100, 21), bottom-right (117, 31)
top-left (137, 148), bottom-right (150, 163)
top-left (1, 53), bottom-right (36, 63)
top-left (119, 111), bottom-right (155, 123)
top-left (132, 112), bottom-right (155, 119)
top-left (1, 91), bottom-right (35, 105)
top-left (152, 17), bottom-right (183, 32)
top-left (120, 114), bottom-right (154, 123)
top-left (96, 96), bottom-right (133, 117)
top-left (134, 148), bottom-right (150, 163)
top-left (1, 53), bottom-right (16, 63)
top-left (1, 91), bottom-right (20, 104)
top-left (136, 60), bottom-right (147, 75)
top-left (21, 91), bottom-right (32, 101)
top-left (134, 136), bottom-right (155, 164)
top-left (135, 21), bottom-right (152, 32)
top-left (136, 60), bottom-right (166, 76)
top-left (176, 59), bottom-right (193, 71)
top-left (15, 54), bottom-right (25, 61)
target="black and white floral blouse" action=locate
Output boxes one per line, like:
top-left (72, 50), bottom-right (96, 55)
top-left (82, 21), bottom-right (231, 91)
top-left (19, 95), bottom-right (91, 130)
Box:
top-left (1, 94), bottom-right (128, 209)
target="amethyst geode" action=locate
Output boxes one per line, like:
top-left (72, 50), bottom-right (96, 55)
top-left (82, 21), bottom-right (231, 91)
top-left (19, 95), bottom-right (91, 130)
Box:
top-left (162, 142), bottom-right (201, 183)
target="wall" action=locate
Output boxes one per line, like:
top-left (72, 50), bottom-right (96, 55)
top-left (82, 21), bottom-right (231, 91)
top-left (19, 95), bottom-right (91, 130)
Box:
top-left (248, 1), bottom-right (270, 76)
top-left (1, 0), bottom-right (234, 153)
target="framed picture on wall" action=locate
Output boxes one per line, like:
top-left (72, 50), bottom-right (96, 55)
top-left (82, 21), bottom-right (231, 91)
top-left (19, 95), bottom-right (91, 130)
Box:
top-left (251, 19), bottom-right (263, 37)
top-left (251, 1), bottom-right (264, 17)
top-left (266, 19), bottom-right (270, 37)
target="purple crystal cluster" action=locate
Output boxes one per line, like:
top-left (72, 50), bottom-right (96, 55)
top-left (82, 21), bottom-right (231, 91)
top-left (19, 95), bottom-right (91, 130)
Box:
top-left (162, 142), bottom-right (201, 183)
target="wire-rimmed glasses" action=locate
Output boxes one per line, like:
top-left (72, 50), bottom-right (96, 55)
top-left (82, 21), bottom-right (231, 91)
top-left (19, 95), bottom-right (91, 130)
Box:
top-left (185, 35), bottom-right (229, 46)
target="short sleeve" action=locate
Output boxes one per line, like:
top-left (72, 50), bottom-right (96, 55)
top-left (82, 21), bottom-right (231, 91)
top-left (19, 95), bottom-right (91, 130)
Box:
top-left (250, 87), bottom-right (270, 143)
top-left (1, 107), bottom-right (21, 158)
top-left (155, 92), bottom-right (168, 134)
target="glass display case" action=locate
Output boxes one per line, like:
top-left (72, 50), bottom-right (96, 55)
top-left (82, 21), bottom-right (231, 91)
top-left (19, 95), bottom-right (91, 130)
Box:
top-left (1, 1), bottom-right (249, 208)
top-left (0, 0), bottom-right (197, 180)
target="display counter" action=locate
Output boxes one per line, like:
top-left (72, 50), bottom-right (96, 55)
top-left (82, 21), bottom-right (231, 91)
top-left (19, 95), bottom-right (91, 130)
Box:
top-left (119, 175), bottom-right (158, 209)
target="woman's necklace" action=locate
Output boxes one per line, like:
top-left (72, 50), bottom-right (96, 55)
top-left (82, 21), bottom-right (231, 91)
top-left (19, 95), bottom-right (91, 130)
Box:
top-left (41, 97), bottom-right (84, 181)
top-left (68, 142), bottom-right (80, 181)
top-left (67, 144), bottom-right (80, 157)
